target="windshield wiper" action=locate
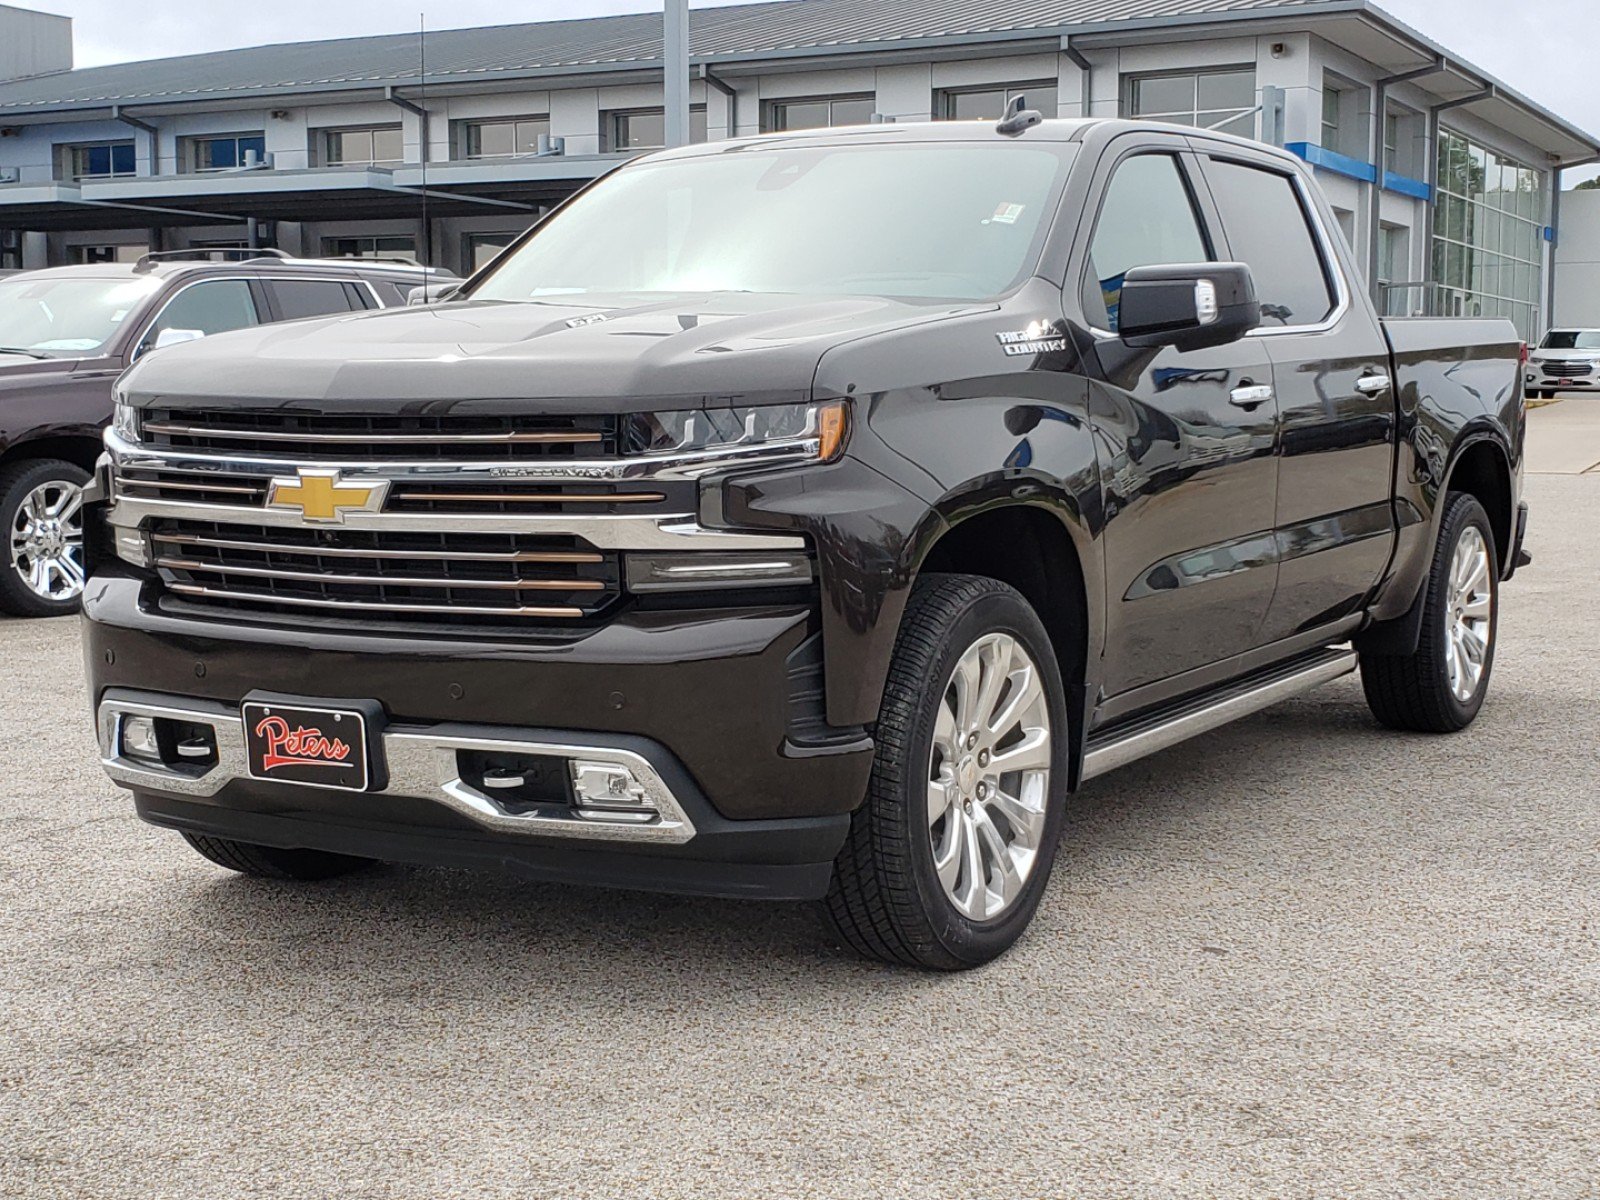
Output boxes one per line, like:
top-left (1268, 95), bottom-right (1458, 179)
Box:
top-left (0, 346), bottom-right (50, 360)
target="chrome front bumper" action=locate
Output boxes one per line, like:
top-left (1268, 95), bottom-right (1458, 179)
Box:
top-left (96, 690), bottom-right (697, 846)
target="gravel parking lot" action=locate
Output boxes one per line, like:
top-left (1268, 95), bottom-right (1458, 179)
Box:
top-left (3, 411), bottom-right (1598, 1199)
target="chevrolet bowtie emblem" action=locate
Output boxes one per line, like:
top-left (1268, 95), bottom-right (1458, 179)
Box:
top-left (265, 470), bottom-right (391, 523)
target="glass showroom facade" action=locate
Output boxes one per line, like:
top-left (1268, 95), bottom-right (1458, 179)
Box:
top-left (1433, 128), bottom-right (1547, 339)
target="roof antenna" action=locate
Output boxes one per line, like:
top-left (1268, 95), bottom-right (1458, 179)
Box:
top-left (996, 94), bottom-right (1044, 137)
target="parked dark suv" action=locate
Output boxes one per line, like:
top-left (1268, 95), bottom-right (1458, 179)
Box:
top-left (0, 249), bottom-right (453, 616)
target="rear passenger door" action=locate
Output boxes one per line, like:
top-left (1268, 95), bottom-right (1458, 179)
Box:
top-left (1193, 144), bottom-right (1397, 643)
top-left (260, 278), bottom-right (376, 323)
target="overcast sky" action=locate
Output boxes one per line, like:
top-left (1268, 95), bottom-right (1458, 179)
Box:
top-left (24, 0), bottom-right (1600, 184)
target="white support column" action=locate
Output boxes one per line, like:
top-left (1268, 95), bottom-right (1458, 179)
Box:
top-left (664, 0), bottom-right (691, 148)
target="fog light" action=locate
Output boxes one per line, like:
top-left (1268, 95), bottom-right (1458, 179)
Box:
top-left (570, 760), bottom-right (652, 819)
top-left (120, 715), bottom-right (161, 763)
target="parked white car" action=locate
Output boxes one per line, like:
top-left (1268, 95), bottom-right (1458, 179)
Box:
top-left (1526, 328), bottom-right (1600, 398)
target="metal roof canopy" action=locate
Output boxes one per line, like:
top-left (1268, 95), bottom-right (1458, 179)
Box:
top-left (0, 162), bottom-right (614, 231)
top-left (0, 0), bottom-right (1589, 163)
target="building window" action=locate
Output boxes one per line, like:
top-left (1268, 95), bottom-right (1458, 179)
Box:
top-left (603, 106), bottom-right (707, 152)
top-left (1433, 129), bottom-right (1545, 339)
top-left (60, 142), bottom-right (136, 181)
top-left (68, 243), bottom-right (147, 264)
top-left (323, 236), bottom-right (416, 260)
top-left (322, 126), bottom-right (404, 167)
top-left (186, 133), bottom-right (267, 173)
top-left (765, 95), bottom-right (876, 132)
top-left (1383, 105), bottom-right (1421, 178)
top-left (1321, 87), bottom-right (1343, 151)
top-left (1125, 68), bottom-right (1255, 138)
top-left (1379, 223), bottom-right (1410, 315)
top-left (464, 232), bottom-right (520, 273)
top-left (939, 84), bottom-right (1058, 122)
top-left (462, 117), bottom-right (551, 159)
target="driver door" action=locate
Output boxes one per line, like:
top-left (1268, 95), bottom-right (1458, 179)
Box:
top-left (1077, 141), bottom-right (1281, 705)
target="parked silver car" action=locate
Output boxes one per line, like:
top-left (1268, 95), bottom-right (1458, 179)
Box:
top-left (1526, 328), bottom-right (1600, 398)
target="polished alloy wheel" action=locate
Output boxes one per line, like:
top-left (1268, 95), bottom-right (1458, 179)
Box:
top-left (928, 632), bottom-right (1052, 921)
top-left (1445, 525), bottom-right (1493, 704)
top-left (9, 479), bottom-right (86, 603)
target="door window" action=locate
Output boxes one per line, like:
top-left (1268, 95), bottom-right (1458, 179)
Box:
top-left (1084, 154), bottom-right (1212, 331)
top-left (267, 279), bottom-right (369, 321)
top-left (139, 279), bottom-right (260, 353)
top-left (1204, 159), bottom-right (1337, 327)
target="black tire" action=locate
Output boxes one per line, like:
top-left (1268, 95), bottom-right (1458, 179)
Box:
top-left (821, 574), bottom-right (1070, 970)
top-left (1361, 492), bottom-right (1499, 733)
top-left (0, 457), bottom-right (91, 619)
top-left (179, 832), bottom-right (377, 881)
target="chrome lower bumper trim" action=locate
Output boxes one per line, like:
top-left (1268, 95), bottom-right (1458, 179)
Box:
top-left (97, 692), bottom-right (696, 845)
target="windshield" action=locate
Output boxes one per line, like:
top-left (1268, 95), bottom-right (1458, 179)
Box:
top-left (472, 141), bottom-right (1074, 304)
top-left (1540, 330), bottom-right (1600, 350)
top-left (0, 274), bottom-right (163, 356)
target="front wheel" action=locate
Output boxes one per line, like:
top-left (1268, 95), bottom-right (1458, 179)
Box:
top-left (822, 574), bottom-right (1069, 970)
top-left (0, 458), bottom-right (90, 618)
top-left (180, 833), bottom-right (377, 881)
top-left (1361, 492), bottom-right (1499, 732)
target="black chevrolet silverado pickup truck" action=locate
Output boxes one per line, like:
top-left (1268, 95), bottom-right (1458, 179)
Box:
top-left (82, 115), bottom-right (1528, 969)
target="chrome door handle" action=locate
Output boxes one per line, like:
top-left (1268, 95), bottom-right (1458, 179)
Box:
top-left (1355, 373), bottom-right (1392, 395)
top-left (1229, 383), bottom-right (1274, 409)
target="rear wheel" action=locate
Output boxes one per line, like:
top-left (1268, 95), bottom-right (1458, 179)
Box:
top-left (180, 832), bottom-right (377, 881)
top-left (1360, 492), bottom-right (1498, 732)
top-left (822, 574), bottom-right (1069, 970)
top-left (0, 458), bottom-right (90, 618)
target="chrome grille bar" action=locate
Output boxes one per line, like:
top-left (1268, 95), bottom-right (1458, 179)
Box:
top-left (155, 556), bottom-right (607, 592)
top-left (166, 581), bottom-right (586, 619)
top-left (152, 530), bottom-right (603, 564)
top-left (143, 421), bottom-right (605, 446)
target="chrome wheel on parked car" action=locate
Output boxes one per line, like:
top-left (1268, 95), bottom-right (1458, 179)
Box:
top-left (928, 632), bottom-right (1052, 922)
top-left (10, 478), bottom-right (85, 604)
top-left (1445, 525), bottom-right (1494, 704)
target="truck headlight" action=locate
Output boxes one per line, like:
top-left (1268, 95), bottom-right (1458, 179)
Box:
top-left (111, 395), bottom-right (140, 444)
top-left (623, 400), bottom-right (848, 464)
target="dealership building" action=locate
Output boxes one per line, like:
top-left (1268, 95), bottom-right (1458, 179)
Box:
top-left (0, 0), bottom-right (1596, 339)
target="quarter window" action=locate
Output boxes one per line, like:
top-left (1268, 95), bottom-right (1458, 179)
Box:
top-left (1204, 159), bottom-right (1336, 327)
top-left (1126, 69), bottom-right (1255, 138)
top-left (1084, 154), bottom-right (1212, 332)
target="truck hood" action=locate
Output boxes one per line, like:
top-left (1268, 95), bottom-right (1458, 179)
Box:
top-left (119, 292), bottom-right (990, 412)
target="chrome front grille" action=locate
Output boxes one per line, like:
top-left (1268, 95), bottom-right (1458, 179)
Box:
top-left (149, 520), bottom-right (620, 623)
top-left (104, 405), bottom-right (813, 632)
top-left (141, 408), bottom-right (619, 462)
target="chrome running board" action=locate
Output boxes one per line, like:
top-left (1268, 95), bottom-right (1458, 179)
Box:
top-left (1082, 648), bottom-right (1358, 782)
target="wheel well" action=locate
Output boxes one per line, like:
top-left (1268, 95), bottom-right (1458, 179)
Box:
top-left (1447, 440), bottom-right (1513, 569)
top-left (0, 435), bottom-right (103, 476)
top-left (918, 505), bottom-right (1089, 752)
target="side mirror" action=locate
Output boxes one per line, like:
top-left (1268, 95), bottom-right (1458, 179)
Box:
top-left (406, 283), bottom-right (461, 306)
top-left (1117, 263), bottom-right (1260, 352)
top-left (153, 328), bottom-right (206, 351)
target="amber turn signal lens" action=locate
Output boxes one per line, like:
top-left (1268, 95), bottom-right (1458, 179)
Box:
top-left (817, 401), bottom-right (849, 462)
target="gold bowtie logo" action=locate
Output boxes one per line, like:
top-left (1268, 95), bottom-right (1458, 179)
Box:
top-left (266, 470), bottom-right (390, 523)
